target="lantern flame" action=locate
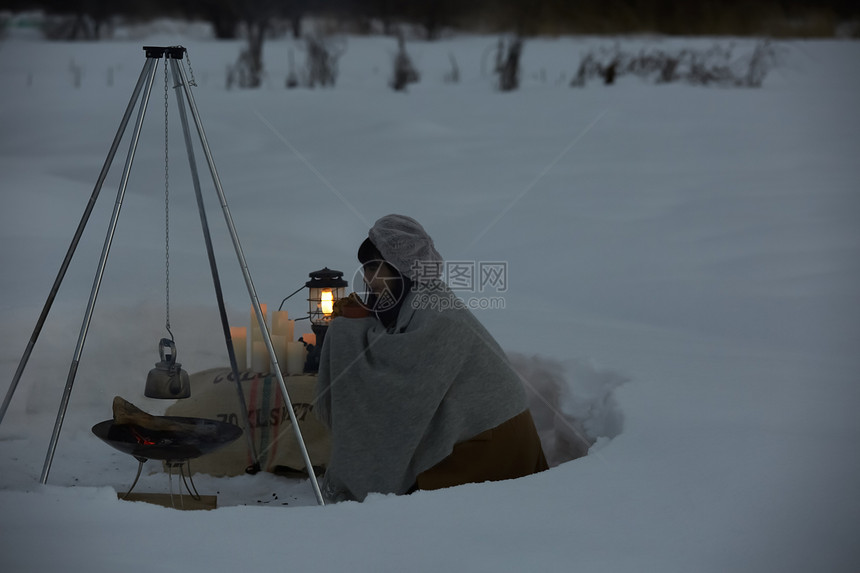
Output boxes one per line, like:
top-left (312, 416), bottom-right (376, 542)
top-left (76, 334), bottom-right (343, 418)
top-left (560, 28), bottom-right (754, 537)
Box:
top-left (320, 289), bottom-right (334, 315)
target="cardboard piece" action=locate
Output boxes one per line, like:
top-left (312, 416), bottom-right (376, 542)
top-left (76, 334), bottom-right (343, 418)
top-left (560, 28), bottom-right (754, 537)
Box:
top-left (119, 492), bottom-right (218, 511)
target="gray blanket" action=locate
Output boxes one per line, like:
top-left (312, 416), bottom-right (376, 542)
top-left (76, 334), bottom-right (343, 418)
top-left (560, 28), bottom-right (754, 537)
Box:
top-left (315, 282), bottom-right (527, 501)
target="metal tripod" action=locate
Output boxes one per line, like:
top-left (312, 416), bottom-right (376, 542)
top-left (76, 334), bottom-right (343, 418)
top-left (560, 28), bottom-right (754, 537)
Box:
top-left (0, 46), bottom-right (324, 506)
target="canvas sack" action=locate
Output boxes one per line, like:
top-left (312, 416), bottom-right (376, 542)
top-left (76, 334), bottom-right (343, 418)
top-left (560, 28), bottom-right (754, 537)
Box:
top-left (165, 367), bottom-right (330, 476)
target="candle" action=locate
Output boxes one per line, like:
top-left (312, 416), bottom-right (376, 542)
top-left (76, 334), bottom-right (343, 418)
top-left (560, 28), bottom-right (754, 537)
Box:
top-left (251, 341), bottom-right (268, 374)
top-left (301, 332), bottom-right (316, 346)
top-left (251, 303), bottom-right (268, 341)
top-left (229, 326), bottom-right (247, 372)
top-left (272, 309), bottom-right (287, 331)
top-left (286, 341), bottom-right (306, 375)
top-left (272, 310), bottom-right (294, 341)
top-left (271, 334), bottom-right (286, 374)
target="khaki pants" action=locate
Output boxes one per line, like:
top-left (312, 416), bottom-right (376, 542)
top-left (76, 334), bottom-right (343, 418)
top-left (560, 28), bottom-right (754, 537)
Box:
top-left (416, 409), bottom-right (548, 491)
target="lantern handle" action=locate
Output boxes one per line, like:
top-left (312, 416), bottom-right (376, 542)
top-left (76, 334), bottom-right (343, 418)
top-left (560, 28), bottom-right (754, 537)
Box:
top-left (277, 282), bottom-right (307, 311)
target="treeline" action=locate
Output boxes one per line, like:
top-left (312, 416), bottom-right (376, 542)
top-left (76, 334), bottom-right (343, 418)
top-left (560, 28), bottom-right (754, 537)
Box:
top-left (3, 0), bottom-right (859, 40)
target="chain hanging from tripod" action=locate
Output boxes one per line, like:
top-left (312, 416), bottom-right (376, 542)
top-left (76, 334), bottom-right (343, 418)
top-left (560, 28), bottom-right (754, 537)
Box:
top-left (163, 56), bottom-right (174, 342)
top-left (182, 48), bottom-right (197, 87)
top-left (161, 46), bottom-right (196, 343)
top-left (143, 51), bottom-right (191, 401)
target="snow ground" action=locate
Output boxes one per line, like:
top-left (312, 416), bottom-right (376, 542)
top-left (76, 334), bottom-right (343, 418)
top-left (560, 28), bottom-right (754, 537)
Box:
top-left (0, 28), bottom-right (859, 572)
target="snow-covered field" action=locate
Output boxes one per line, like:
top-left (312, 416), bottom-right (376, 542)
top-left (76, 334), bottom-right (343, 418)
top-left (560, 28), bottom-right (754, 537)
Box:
top-left (1, 25), bottom-right (859, 572)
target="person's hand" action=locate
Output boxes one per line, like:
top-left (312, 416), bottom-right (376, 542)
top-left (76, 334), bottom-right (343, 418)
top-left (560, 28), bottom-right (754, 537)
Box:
top-left (332, 292), bottom-right (370, 318)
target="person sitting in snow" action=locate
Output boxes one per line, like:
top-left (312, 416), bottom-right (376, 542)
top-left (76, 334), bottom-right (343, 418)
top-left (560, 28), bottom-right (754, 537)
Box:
top-left (315, 214), bottom-right (547, 502)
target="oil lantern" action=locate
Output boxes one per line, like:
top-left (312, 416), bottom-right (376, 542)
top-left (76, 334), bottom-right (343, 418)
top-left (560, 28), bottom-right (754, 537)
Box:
top-left (304, 267), bottom-right (347, 372)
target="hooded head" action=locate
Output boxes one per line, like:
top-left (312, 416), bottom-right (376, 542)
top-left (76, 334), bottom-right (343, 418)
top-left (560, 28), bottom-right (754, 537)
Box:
top-left (365, 214), bottom-right (443, 283)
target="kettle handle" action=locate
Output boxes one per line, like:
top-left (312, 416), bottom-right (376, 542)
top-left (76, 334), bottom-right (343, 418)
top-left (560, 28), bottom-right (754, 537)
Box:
top-left (158, 338), bottom-right (177, 364)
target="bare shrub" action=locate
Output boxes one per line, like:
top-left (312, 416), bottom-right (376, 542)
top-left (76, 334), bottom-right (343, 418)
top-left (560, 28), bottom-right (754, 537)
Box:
top-left (741, 40), bottom-right (778, 87)
top-left (69, 58), bottom-right (83, 88)
top-left (227, 49), bottom-right (263, 89)
top-left (495, 37), bottom-right (523, 92)
top-left (304, 34), bottom-right (345, 88)
top-left (286, 48), bottom-right (299, 89)
top-left (570, 43), bottom-right (625, 86)
top-left (570, 52), bottom-right (597, 88)
top-left (42, 14), bottom-right (96, 40)
top-left (390, 33), bottom-right (420, 91)
top-left (226, 22), bottom-right (267, 89)
top-left (444, 53), bottom-right (460, 84)
top-left (571, 41), bottom-right (778, 88)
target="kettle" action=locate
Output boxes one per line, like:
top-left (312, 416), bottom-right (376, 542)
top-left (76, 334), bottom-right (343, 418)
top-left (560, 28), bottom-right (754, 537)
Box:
top-left (144, 338), bottom-right (191, 399)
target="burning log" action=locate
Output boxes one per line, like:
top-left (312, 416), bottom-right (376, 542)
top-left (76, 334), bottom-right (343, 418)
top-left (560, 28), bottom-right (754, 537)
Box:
top-left (112, 396), bottom-right (211, 435)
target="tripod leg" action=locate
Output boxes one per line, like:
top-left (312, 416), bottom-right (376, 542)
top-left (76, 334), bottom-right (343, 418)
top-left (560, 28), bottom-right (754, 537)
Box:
top-left (0, 60), bottom-right (155, 428)
top-left (168, 58), bottom-right (262, 473)
top-left (40, 57), bottom-right (162, 485)
top-left (173, 59), bottom-right (325, 506)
